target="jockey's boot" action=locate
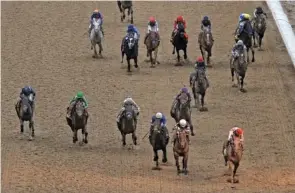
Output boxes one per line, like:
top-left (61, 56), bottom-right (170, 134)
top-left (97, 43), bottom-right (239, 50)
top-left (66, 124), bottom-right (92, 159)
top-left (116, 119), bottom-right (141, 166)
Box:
top-left (170, 31), bottom-right (175, 43)
top-left (116, 108), bottom-right (124, 123)
top-left (198, 31), bottom-right (203, 44)
top-left (186, 134), bottom-right (191, 145)
top-left (144, 33), bottom-right (149, 45)
top-left (205, 77), bottom-right (210, 88)
top-left (66, 102), bottom-right (75, 118)
top-left (163, 126), bottom-right (170, 144)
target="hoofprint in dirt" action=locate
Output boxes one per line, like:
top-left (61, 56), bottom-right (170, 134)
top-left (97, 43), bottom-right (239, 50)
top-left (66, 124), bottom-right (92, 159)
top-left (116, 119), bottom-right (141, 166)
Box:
top-left (1, 1), bottom-right (295, 193)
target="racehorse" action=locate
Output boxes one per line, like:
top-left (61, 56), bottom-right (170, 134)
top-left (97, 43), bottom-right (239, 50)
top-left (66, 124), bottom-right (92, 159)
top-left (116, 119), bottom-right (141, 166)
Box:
top-left (173, 129), bottom-right (189, 175)
top-left (174, 93), bottom-right (195, 136)
top-left (172, 23), bottom-right (188, 65)
top-left (66, 100), bottom-right (88, 144)
top-left (117, 0), bottom-right (133, 24)
top-left (145, 31), bottom-right (160, 67)
top-left (252, 14), bottom-right (266, 49)
top-left (118, 104), bottom-right (137, 146)
top-left (192, 70), bottom-right (208, 111)
top-left (235, 21), bottom-right (255, 63)
top-left (222, 136), bottom-right (243, 185)
top-left (199, 27), bottom-right (214, 67)
top-left (15, 94), bottom-right (35, 141)
top-left (230, 48), bottom-right (248, 92)
top-left (121, 33), bottom-right (139, 72)
top-left (149, 118), bottom-right (168, 169)
top-left (90, 18), bottom-right (103, 58)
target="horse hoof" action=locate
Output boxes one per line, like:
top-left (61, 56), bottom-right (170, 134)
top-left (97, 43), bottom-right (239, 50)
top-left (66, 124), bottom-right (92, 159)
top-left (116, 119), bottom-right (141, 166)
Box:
top-left (28, 136), bottom-right (33, 141)
top-left (252, 59), bottom-right (255, 63)
top-left (83, 139), bottom-right (88, 144)
top-left (92, 55), bottom-right (96, 58)
top-left (232, 84), bottom-right (238, 88)
top-left (191, 132), bottom-right (195, 136)
top-left (234, 178), bottom-right (239, 183)
top-left (162, 158), bottom-right (167, 163)
top-left (153, 156), bottom-right (158, 161)
top-left (240, 88), bottom-right (247, 93)
top-left (134, 65), bottom-right (138, 68)
top-left (177, 170), bottom-right (181, 175)
top-left (183, 170), bottom-right (188, 175)
top-left (150, 65), bottom-right (155, 68)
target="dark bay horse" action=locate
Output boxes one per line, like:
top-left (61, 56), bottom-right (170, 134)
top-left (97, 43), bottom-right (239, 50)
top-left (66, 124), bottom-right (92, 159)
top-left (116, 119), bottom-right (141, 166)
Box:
top-left (173, 129), bottom-right (189, 175)
top-left (66, 100), bottom-right (88, 144)
top-left (121, 33), bottom-right (139, 72)
top-left (145, 31), bottom-right (160, 67)
top-left (15, 94), bottom-right (35, 141)
top-left (236, 21), bottom-right (255, 63)
top-left (192, 70), bottom-right (208, 111)
top-left (253, 15), bottom-right (266, 49)
top-left (117, 0), bottom-right (133, 24)
top-left (222, 136), bottom-right (243, 186)
top-left (149, 118), bottom-right (168, 169)
top-left (174, 93), bottom-right (195, 136)
top-left (172, 23), bottom-right (188, 65)
top-left (230, 48), bottom-right (248, 92)
top-left (118, 104), bottom-right (137, 146)
top-left (199, 27), bottom-right (214, 67)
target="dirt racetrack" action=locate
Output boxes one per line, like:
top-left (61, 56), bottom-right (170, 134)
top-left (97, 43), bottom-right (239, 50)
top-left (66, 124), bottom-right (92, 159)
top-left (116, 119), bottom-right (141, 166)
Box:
top-left (2, 1), bottom-right (295, 193)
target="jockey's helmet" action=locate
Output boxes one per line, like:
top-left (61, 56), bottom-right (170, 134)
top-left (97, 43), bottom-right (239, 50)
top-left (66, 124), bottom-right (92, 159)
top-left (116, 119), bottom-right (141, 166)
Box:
top-left (243, 13), bottom-right (251, 20)
top-left (179, 119), bottom-right (187, 128)
top-left (197, 56), bottom-right (204, 63)
top-left (149, 16), bottom-right (156, 24)
top-left (176, 16), bottom-right (184, 22)
top-left (203, 16), bottom-right (209, 21)
top-left (22, 86), bottom-right (31, 95)
top-left (237, 40), bottom-right (244, 46)
top-left (127, 24), bottom-right (134, 31)
top-left (93, 9), bottom-right (99, 13)
top-left (156, 112), bottom-right (163, 119)
top-left (239, 13), bottom-right (245, 21)
top-left (124, 97), bottom-right (133, 103)
top-left (235, 128), bottom-right (243, 136)
top-left (77, 91), bottom-right (84, 98)
top-left (181, 87), bottom-right (188, 93)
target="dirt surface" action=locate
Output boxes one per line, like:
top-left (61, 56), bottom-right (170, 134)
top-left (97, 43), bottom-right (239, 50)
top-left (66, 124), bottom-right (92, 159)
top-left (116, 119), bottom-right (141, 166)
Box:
top-left (2, 1), bottom-right (295, 193)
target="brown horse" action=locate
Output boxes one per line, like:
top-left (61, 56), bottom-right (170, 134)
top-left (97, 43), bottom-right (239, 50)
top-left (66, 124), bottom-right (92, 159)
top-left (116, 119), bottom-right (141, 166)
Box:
top-left (222, 136), bottom-right (243, 185)
top-left (144, 31), bottom-right (160, 67)
top-left (198, 27), bottom-right (214, 67)
top-left (173, 129), bottom-right (189, 175)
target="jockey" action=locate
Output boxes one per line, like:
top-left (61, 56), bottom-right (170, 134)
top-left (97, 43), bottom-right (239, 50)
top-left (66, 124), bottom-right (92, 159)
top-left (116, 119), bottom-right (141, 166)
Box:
top-left (231, 40), bottom-right (247, 65)
top-left (171, 87), bottom-right (191, 118)
top-left (201, 16), bottom-right (211, 31)
top-left (144, 16), bottom-right (160, 44)
top-left (253, 6), bottom-right (267, 18)
top-left (172, 119), bottom-right (190, 145)
top-left (16, 86), bottom-right (36, 111)
top-left (190, 56), bottom-right (209, 88)
top-left (235, 13), bottom-right (252, 41)
top-left (170, 15), bottom-right (187, 42)
top-left (116, 97), bottom-right (140, 123)
top-left (149, 112), bottom-right (169, 143)
top-left (126, 24), bottom-right (140, 43)
top-left (88, 9), bottom-right (104, 37)
top-left (66, 91), bottom-right (89, 118)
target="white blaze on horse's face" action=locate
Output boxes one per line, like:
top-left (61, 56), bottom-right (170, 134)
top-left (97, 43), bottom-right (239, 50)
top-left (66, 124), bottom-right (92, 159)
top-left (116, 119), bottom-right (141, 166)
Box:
top-left (28, 94), bottom-right (34, 102)
top-left (93, 19), bottom-right (101, 31)
top-left (128, 38), bottom-right (134, 49)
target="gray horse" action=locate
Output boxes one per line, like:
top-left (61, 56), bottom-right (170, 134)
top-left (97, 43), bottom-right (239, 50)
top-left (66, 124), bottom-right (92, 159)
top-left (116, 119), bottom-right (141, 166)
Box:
top-left (192, 70), bottom-right (209, 111)
top-left (175, 93), bottom-right (195, 136)
top-left (149, 118), bottom-right (168, 169)
top-left (199, 27), bottom-right (214, 67)
top-left (66, 100), bottom-right (88, 144)
top-left (90, 18), bottom-right (103, 58)
top-left (230, 49), bottom-right (248, 92)
top-left (252, 14), bottom-right (266, 49)
top-left (117, 0), bottom-right (134, 24)
top-left (118, 104), bottom-right (137, 146)
top-left (15, 94), bottom-right (35, 141)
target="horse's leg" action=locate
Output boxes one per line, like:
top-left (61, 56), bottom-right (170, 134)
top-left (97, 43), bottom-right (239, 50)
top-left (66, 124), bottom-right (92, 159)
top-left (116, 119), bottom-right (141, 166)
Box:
top-left (155, 47), bottom-right (160, 64)
top-left (162, 146), bottom-right (168, 163)
top-left (121, 50), bottom-right (124, 63)
top-left (20, 119), bottom-right (24, 133)
top-left (30, 120), bottom-right (35, 137)
top-left (172, 46), bottom-right (175, 55)
top-left (177, 49), bottom-right (180, 63)
top-left (193, 89), bottom-right (197, 107)
top-left (122, 133), bottom-right (126, 146)
top-left (207, 49), bottom-right (211, 67)
top-left (251, 47), bottom-right (255, 62)
top-left (149, 50), bottom-right (154, 67)
top-left (183, 153), bottom-right (188, 175)
top-left (174, 152), bottom-right (181, 174)
top-left (134, 56), bottom-right (138, 68)
top-left (121, 8), bottom-right (126, 21)
top-left (153, 149), bottom-right (159, 167)
top-left (92, 43), bottom-right (98, 58)
top-left (236, 72), bottom-right (241, 89)
top-left (246, 47), bottom-right (250, 63)
top-left (184, 47), bottom-right (187, 60)
top-left (233, 162), bottom-right (240, 183)
top-left (99, 42), bottom-right (102, 55)
top-left (82, 125), bottom-right (88, 144)
top-left (127, 58), bottom-right (131, 72)
top-left (229, 161), bottom-right (234, 184)
top-left (253, 32), bottom-right (257, 47)
top-left (73, 129), bottom-right (78, 143)
top-left (132, 131), bottom-right (137, 145)
top-left (200, 93), bottom-right (205, 110)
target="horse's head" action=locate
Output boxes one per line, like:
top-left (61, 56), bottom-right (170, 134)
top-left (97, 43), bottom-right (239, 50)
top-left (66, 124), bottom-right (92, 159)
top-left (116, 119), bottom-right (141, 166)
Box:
top-left (237, 49), bottom-right (246, 66)
top-left (197, 70), bottom-right (207, 88)
top-left (231, 136), bottom-right (243, 157)
top-left (177, 129), bottom-right (188, 149)
top-left (203, 27), bottom-right (213, 46)
top-left (21, 95), bottom-right (31, 113)
top-left (148, 31), bottom-right (159, 48)
top-left (179, 93), bottom-right (189, 109)
top-left (92, 18), bottom-right (101, 33)
top-left (125, 34), bottom-right (136, 50)
top-left (255, 15), bottom-right (266, 30)
top-left (75, 100), bottom-right (85, 117)
top-left (151, 118), bottom-right (162, 136)
top-left (124, 104), bottom-right (134, 120)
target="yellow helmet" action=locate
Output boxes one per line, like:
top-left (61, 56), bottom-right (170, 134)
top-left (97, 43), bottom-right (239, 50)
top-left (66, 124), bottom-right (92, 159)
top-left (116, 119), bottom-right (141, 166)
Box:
top-left (244, 13), bottom-right (251, 20)
top-left (93, 9), bottom-right (99, 13)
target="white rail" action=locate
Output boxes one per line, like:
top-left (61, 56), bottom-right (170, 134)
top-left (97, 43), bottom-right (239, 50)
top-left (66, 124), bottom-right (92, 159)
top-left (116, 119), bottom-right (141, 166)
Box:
top-left (267, 0), bottom-right (295, 67)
